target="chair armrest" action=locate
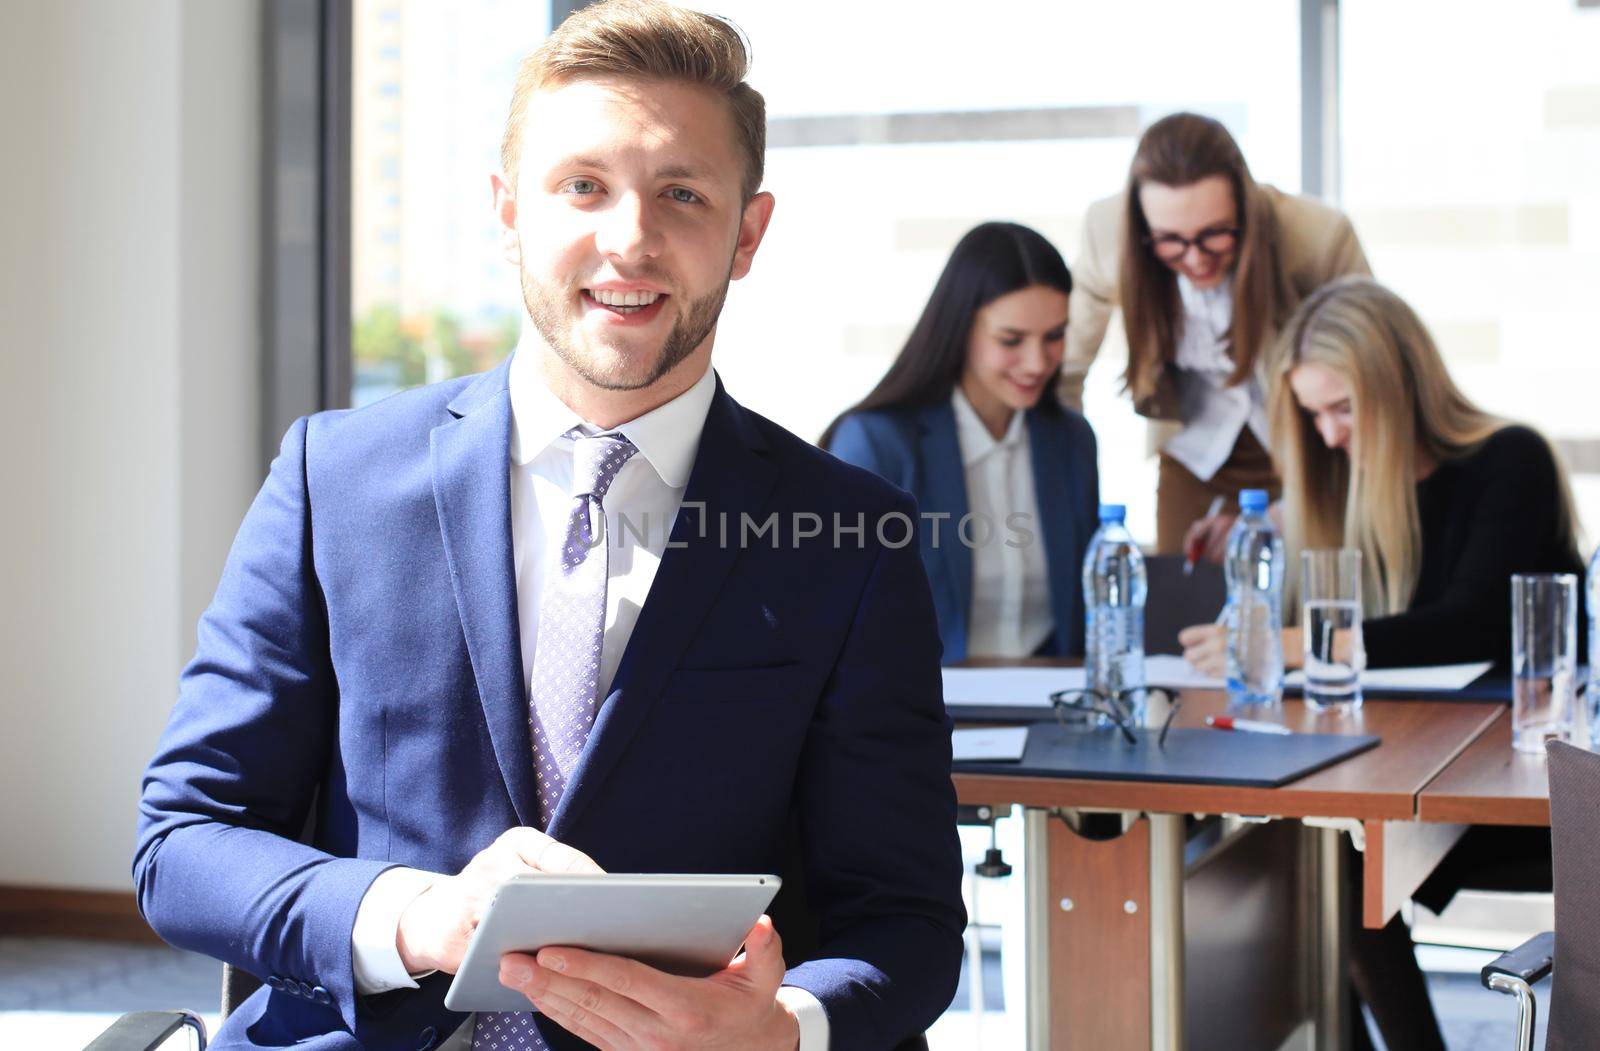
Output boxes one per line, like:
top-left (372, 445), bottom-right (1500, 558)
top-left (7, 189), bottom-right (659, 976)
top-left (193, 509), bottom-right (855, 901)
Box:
top-left (1481, 931), bottom-right (1555, 989)
top-left (84, 1010), bottom-right (207, 1051)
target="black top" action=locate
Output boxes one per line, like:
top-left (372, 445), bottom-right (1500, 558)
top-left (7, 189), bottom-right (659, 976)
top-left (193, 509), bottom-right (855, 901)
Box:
top-left (1364, 425), bottom-right (1584, 668)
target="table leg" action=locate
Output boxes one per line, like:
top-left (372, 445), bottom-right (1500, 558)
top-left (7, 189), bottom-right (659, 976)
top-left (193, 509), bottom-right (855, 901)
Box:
top-left (1024, 807), bottom-right (1051, 1049)
top-left (1019, 808), bottom-right (1179, 1049)
top-left (1148, 813), bottom-right (1185, 1050)
top-left (1362, 819), bottom-right (1467, 929)
top-left (1314, 825), bottom-right (1350, 1051)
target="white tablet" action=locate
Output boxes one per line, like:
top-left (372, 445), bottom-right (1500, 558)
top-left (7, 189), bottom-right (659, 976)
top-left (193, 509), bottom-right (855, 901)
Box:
top-left (443, 872), bottom-right (782, 1013)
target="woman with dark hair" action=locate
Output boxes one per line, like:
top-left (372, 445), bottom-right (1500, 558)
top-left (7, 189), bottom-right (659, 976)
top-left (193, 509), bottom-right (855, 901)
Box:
top-left (824, 222), bottom-right (1099, 663)
top-left (1063, 112), bottom-right (1370, 555)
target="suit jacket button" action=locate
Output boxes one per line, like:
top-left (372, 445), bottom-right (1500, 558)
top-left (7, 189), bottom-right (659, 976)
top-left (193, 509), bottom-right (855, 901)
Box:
top-left (313, 985), bottom-right (332, 1005)
top-left (416, 1025), bottom-right (437, 1049)
top-left (265, 976), bottom-right (284, 991)
top-left (298, 981), bottom-right (315, 999)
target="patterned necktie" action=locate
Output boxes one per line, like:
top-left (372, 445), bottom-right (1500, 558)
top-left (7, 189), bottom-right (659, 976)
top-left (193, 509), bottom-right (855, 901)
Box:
top-left (474, 430), bottom-right (636, 1051)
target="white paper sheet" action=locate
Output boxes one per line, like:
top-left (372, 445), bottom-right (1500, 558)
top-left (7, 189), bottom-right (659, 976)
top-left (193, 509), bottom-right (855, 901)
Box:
top-left (941, 667), bottom-right (1079, 709)
top-left (1285, 660), bottom-right (1492, 692)
top-left (1144, 654), bottom-right (1228, 691)
top-left (951, 726), bottom-right (1030, 762)
top-left (942, 659), bottom-right (1492, 710)
top-left (941, 657), bottom-right (1225, 711)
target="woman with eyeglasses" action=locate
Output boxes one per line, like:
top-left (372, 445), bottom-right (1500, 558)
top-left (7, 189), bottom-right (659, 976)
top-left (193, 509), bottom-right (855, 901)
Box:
top-left (824, 222), bottom-right (1099, 664)
top-left (1063, 111), bottom-right (1370, 555)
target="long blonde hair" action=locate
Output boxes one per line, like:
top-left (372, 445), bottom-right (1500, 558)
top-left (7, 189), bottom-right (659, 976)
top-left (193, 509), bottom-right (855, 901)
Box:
top-left (1268, 276), bottom-right (1579, 615)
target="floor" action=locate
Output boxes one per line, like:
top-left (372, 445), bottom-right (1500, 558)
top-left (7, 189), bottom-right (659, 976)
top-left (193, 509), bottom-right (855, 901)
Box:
top-left (0, 936), bottom-right (221, 1049)
top-left (0, 935), bottom-right (1547, 1050)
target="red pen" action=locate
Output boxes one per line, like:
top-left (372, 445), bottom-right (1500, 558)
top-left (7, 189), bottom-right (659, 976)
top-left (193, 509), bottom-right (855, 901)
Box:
top-left (1206, 715), bottom-right (1293, 736)
top-left (1184, 496), bottom-right (1227, 575)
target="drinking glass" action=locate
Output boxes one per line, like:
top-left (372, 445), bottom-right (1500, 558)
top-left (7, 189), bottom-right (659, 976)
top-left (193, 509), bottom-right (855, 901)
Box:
top-left (1511, 573), bottom-right (1577, 753)
top-left (1301, 549), bottom-right (1366, 711)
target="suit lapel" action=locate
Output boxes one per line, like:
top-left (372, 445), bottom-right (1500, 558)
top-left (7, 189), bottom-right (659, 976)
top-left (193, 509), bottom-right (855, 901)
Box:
top-left (548, 379), bottom-right (778, 837)
top-left (1028, 411), bottom-right (1078, 655)
top-left (918, 402), bottom-right (971, 653)
top-left (430, 359), bottom-right (540, 827)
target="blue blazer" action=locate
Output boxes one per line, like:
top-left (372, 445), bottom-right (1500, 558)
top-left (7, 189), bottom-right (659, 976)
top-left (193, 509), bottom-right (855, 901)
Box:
top-left (828, 400), bottom-right (1100, 664)
top-left (135, 359), bottom-right (965, 1050)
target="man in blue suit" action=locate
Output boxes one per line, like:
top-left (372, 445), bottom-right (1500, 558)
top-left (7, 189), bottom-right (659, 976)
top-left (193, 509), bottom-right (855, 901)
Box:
top-left (134, 4), bottom-right (964, 1048)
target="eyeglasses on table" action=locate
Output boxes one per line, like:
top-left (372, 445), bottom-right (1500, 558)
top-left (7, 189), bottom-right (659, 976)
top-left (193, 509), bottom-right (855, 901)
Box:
top-left (1048, 686), bottom-right (1183, 750)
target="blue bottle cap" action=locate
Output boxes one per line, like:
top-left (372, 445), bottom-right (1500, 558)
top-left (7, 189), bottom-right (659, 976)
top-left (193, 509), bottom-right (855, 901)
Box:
top-left (1239, 489), bottom-right (1270, 513)
top-left (1098, 504), bottom-right (1126, 524)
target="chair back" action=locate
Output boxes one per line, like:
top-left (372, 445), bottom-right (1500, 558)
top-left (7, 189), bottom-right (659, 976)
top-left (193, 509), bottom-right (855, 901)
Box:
top-left (1143, 554), bottom-right (1226, 655)
top-left (1546, 740), bottom-right (1600, 1049)
top-left (221, 964), bottom-right (262, 1021)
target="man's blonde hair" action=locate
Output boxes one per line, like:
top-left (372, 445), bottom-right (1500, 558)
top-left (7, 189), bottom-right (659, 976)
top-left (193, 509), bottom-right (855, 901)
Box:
top-left (501, 0), bottom-right (766, 201)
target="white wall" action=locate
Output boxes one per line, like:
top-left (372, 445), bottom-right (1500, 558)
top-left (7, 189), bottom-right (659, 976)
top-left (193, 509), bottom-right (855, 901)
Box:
top-left (0, 0), bottom-right (262, 891)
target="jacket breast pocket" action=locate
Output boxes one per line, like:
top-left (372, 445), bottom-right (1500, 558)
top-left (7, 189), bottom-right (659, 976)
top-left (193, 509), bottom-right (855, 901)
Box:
top-left (660, 663), bottom-right (807, 705)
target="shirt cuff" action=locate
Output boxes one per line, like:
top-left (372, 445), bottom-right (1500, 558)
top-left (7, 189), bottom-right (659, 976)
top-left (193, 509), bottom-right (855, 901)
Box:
top-left (351, 866), bottom-right (442, 995)
top-left (776, 985), bottom-right (830, 1051)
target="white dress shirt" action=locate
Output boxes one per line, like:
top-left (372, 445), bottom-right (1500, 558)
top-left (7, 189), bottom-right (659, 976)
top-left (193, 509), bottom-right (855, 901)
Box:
top-left (1160, 273), bottom-right (1270, 482)
top-left (350, 344), bottom-right (829, 1048)
top-left (951, 389), bottom-right (1054, 658)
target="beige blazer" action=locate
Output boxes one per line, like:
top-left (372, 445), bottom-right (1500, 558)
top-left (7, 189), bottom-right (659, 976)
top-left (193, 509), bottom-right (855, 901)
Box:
top-left (1061, 184), bottom-right (1370, 449)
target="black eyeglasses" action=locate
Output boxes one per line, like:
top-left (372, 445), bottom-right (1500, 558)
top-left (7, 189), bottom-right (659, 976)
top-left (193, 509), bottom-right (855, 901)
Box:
top-left (1143, 226), bottom-right (1240, 263)
top-left (1049, 687), bottom-right (1183, 749)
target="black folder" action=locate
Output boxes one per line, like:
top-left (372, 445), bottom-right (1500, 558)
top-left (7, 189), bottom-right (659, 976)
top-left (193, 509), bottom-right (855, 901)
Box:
top-left (954, 722), bottom-right (1380, 788)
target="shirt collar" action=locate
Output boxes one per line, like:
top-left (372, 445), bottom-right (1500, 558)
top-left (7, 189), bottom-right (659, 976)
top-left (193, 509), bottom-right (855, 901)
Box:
top-left (507, 330), bottom-right (715, 489)
top-left (1176, 272), bottom-right (1235, 324)
top-left (951, 386), bottom-right (1026, 467)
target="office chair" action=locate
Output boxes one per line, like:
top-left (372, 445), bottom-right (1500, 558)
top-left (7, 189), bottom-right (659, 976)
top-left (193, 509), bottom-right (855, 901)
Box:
top-left (81, 964), bottom-right (250, 1049)
top-left (1480, 739), bottom-right (1600, 1050)
top-left (1143, 554), bottom-right (1226, 655)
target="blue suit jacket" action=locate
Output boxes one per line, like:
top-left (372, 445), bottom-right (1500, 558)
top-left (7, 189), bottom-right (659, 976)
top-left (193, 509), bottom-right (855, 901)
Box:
top-left (827, 401), bottom-right (1100, 664)
top-left (135, 359), bottom-right (965, 1050)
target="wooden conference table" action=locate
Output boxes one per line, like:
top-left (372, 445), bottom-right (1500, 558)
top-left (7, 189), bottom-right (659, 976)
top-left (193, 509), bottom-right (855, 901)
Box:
top-left (1419, 706), bottom-right (1551, 826)
top-left (951, 663), bottom-right (1542, 1051)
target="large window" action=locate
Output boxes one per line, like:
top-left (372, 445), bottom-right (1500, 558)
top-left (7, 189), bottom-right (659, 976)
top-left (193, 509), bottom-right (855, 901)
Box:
top-left (703, 2), bottom-right (1302, 544)
top-left (350, 0), bottom-right (545, 406)
top-left (1341, 0), bottom-right (1600, 543)
top-left (348, 1), bottom-right (1303, 545)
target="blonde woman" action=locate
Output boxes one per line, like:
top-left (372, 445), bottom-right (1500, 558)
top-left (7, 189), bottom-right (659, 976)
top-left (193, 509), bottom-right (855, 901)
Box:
top-left (1183, 276), bottom-right (1581, 1051)
top-left (1182, 275), bottom-right (1583, 674)
top-left (1064, 112), bottom-right (1370, 554)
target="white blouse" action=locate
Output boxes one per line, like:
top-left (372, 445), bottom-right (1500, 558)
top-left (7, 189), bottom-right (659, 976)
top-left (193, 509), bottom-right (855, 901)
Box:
top-left (1161, 273), bottom-right (1270, 481)
top-left (952, 388), bottom-right (1055, 658)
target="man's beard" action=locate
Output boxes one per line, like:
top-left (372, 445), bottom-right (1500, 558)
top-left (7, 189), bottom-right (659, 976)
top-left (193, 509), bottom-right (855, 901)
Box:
top-left (521, 262), bottom-right (731, 392)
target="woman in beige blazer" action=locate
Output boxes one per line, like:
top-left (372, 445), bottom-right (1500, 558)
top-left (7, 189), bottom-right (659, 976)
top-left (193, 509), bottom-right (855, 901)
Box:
top-left (1063, 112), bottom-right (1370, 554)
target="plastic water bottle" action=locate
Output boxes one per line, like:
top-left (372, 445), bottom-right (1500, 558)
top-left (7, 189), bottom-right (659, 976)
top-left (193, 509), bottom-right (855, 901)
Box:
top-left (1082, 504), bottom-right (1148, 725)
top-left (1587, 544), bottom-right (1600, 748)
top-left (1224, 488), bottom-right (1285, 707)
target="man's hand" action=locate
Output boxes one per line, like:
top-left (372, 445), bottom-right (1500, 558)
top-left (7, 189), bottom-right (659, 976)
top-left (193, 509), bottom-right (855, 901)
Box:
top-left (497, 914), bottom-right (800, 1051)
top-left (396, 828), bottom-right (603, 976)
